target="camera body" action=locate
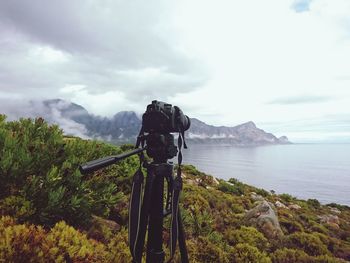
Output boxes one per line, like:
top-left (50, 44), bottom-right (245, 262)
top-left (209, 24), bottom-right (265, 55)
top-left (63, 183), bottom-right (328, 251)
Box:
top-left (142, 100), bottom-right (191, 134)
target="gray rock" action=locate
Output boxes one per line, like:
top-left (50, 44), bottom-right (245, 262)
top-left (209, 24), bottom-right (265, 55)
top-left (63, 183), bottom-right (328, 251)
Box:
top-left (244, 201), bottom-right (284, 239)
top-left (250, 192), bottom-right (265, 202)
top-left (275, 201), bottom-right (288, 209)
top-left (318, 214), bottom-right (340, 225)
top-left (329, 207), bottom-right (341, 214)
top-left (288, 204), bottom-right (301, 210)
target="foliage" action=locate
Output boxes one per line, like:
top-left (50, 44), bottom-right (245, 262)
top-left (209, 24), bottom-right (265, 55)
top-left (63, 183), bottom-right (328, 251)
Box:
top-left (284, 232), bottom-right (329, 256)
top-left (218, 180), bottom-right (244, 196)
top-left (185, 236), bottom-right (228, 263)
top-left (279, 193), bottom-right (295, 203)
top-left (307, 198), bottom-right (321, 209)
top-left (0, 116), bottom-right (138, 227)
top-left (0, 195), bottom-right (35, 222)
top-left (271, 248), bottom-right (343, 263)
top-left (228, 243), bottom-right (271, 263)
top-left (224, 226), bottom-right (269, 251)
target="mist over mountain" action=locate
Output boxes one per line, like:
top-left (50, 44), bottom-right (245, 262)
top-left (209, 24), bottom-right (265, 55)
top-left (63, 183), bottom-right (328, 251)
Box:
top-left (1, 99), bottom-right (290, 145)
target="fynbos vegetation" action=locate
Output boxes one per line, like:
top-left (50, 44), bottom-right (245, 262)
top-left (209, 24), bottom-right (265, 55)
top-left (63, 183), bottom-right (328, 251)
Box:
top-left (1, 116), bottom-right (350, 262)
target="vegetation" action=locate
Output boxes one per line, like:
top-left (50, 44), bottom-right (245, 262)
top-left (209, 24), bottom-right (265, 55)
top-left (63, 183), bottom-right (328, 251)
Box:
top-left (1, 115), bottom-right (350, 262)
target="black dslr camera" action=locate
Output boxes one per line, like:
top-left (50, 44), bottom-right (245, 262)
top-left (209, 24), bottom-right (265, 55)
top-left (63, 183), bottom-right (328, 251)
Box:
top-left (142, 100), bottom-right (191, 134)
top-left (141, 100), bottom-right (190, 160)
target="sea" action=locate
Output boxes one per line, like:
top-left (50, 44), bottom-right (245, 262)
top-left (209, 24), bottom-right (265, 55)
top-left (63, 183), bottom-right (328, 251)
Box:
top-left (180, 143), bottom-right (350, 206)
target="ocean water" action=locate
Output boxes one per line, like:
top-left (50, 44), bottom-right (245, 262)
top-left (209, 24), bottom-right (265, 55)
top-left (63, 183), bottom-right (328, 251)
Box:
top-left (181, 144), bottom-right (350, 206)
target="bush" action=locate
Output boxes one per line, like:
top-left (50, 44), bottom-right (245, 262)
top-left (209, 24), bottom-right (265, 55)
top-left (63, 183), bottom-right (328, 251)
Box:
top-left (43, 221), bottom-right (109, 262)
top-left (0, 221), bottom-right (46, 262)
top-left (186, 236), bottom-right (228, 263)
top-left (307, 199), bottom-right (321, 209)
top-left (279, 194), bottom-right (295, 203)
top-left (107, 228), bottom-right (133, 263)
top-left (0, 117), bottom-right (130, 227)
top-left (284, 232), bottom-right (329, 256)
top-left (228, 243), bottom-right (271, 263)
top-left (224, 226), bottom-right (269, 251)
top-left (0, 195), bottom-right (35, 222)
top-left (271, 248), bottom-right (311, 263)
top-left (218, 181), bottom-right (244, 196)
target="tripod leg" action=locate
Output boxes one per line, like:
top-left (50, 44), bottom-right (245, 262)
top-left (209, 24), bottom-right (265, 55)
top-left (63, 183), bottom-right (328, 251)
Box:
top-left (135, 169), bottom-right (156, 262)
top-left (146, 167), bottom-right (165, 263)
top-left (178, 210), bottom-right (189, 263)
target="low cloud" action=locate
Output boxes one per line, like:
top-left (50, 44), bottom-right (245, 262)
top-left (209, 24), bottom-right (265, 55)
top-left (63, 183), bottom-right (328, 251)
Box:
top-left (0, 99), bottom-right (90, 139)
top-left (267, 95), bottom-right (334, 105)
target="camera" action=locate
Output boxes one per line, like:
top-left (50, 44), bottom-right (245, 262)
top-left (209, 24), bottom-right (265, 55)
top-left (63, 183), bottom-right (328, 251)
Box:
top-left (142, 100), bottom-right (191, 133)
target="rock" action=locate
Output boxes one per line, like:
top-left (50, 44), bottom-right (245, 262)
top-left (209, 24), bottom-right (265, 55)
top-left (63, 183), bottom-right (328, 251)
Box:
top-left (318, 214), bottom-right (340, 225)
top-left (88, 215), bottom-right (120, 242)
top-left (244, 201), bottom-right (284, 239)
top-left (250, 192), bottom-right (265, 202)
top-left (288, 204), bottom-right (301, 210)
top-left (329, 207), bottom-right (341, 214)
top-left (186, 179), bottom-right (198, 186)
top-left (275, 201), bottom-right (288, 209)
top-left (212, 177), bottom-right (220, 185)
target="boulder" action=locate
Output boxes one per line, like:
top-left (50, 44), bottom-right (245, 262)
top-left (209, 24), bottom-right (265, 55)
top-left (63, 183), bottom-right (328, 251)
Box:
top-left (250, 192), bottom-right (265, 202)
top-left (186, 179), bottom-right (198, 186)
top-left (212, 177), bottom-right (220, 185)
top-left (275, 201), bottom-right (288, 209)
top-left (318, 214), bottom-right (340, 225)
top-left (87, 215), bottom-right (120, 242)
top-left (329, 207), bottom-right (341, 214)
top-left (288, 204), bottom-right (301, 210)
top-left (244, 201), bottom-right (284, 239)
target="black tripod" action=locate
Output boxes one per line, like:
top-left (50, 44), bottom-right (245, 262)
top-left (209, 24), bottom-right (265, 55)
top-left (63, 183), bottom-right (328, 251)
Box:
top-left (80, 132), bottom-right (189, 263)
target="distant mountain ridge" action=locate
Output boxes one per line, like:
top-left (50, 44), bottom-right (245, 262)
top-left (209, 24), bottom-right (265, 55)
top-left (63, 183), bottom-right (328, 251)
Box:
top-left (42, 99), bottom-right (290, 145)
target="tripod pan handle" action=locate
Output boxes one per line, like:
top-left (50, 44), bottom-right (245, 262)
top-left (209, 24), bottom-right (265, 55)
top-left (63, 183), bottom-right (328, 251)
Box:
top-left (79, 156), bottom-right (117, 174)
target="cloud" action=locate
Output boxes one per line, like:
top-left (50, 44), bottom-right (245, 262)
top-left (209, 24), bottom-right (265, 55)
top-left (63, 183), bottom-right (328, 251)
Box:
top-left (291, 0), bottom-right (312, 13)
top-left (0, 0), bottom-right (206, 113)
top-left (0, 99), bottom-right (90, 139)
top-left (267, 95), bottom-right (334, 105)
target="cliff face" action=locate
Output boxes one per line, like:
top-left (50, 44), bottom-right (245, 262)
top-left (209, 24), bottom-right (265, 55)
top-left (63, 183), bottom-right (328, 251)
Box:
top-left (42, 99), bottom-right (289, 145)
top-left (188, 118), bottom-right (289, 145)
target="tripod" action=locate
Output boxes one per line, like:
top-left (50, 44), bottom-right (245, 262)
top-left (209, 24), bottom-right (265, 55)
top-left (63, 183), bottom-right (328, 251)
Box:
top-left (80, 132), bottom-right (189, 263)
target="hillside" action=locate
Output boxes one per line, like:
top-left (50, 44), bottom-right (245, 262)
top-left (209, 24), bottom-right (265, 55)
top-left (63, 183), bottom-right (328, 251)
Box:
top-left (18, 99), bottom-right (290, 145)
top-left (1, 116), bottom-right (349, 262)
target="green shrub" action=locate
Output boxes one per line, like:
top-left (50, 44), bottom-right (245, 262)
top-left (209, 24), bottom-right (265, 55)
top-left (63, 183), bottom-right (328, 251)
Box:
top-left (279, 218), bottom-right (304, 234)
top-left (0, 221), bottom-right (46, 262)
top-left (186, 236), bottom-right (228, 263)
top-left (255, 188), bottom-right (270, 197)
top-left (218, 181), bottom-right (244, 196)
top-left (43, 221), bottom-right (109, 262)
top-left (224, 226), bottom-right (269, 251)
top-left (279, 194), bottom-right (295, 203)
top-left (107, 228), bottom-right (132, 263)
top-left (284, 232), bottom-right (329, 256)
top-left (271, 248), bottom-right (311, 263)
top-left (228, 243), bottom-right (271, 263)
top-left (0, 117), bottom-right (131, 227)
top-left (307, 199), bottom-right (321, 209)
top-left (0, 195), bottom-right (35, 222)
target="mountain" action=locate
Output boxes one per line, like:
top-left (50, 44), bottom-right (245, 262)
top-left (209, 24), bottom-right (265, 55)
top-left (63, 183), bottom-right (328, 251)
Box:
top-left (41, 99), bottom-right (290, 145)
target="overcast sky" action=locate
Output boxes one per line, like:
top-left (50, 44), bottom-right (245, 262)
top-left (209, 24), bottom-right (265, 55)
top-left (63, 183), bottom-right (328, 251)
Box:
top-left (1, 0), bottom-right (350, 142)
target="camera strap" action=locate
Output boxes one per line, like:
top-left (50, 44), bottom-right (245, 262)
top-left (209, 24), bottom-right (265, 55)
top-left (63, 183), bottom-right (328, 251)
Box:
top-left (168, 130), bottom-right (189, 263)
top-left (129, 127), bottom-right (146, 263)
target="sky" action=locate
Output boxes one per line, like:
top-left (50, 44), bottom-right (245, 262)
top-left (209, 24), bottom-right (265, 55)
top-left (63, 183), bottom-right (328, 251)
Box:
top-left (0, 0), bottom-right (350, 142)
